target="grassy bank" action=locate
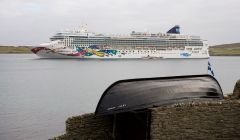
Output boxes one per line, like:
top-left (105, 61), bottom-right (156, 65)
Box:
top-left (209, 43), bottom-right (240, 56)
top-left (0, 46), bottom-right (32, 54)
top-left (1, 43), bottom-right (240, 55)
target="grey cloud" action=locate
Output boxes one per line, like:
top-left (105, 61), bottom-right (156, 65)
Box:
top-left (0, 0), bottom-right (239, 45)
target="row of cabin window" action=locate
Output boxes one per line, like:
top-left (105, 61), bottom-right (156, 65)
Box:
top-left (118, 51), bottom-right (187, 55)
top-left (69, 43), bottom-right (203, 47)
top-left (119, 50), bottom-right (182, 53)
top-left (71, 38), bottom-right (202, 42)
top-left (67, 45), bottom-right (200, 51)
top-left (71, 46), bottom-right (186, 50)
top-left (72, 40), bottom-right (203, 45)
top-left (71, 39), bottom-right (202, 44)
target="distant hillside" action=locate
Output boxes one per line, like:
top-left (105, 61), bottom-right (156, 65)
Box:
top-left (0, 46), bottom-right (32, 54)
top-left (0, 43), bottom-right (240, 55)
top-left (209, 43), bottom-right (240, 56)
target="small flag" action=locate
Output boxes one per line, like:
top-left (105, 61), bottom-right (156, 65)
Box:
top-left (208, 61), bottom-right (215, 76)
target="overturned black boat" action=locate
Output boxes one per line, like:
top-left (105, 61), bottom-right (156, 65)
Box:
top-left (95, 75), bottom-right (223, 116)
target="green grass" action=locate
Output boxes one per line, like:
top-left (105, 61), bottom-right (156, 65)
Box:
top-left (0, 46), bottom-right (32, 54)
top-left (209, 43), bottom-right (240, 56)
top-left (209, 48), bottom-right (240, 56)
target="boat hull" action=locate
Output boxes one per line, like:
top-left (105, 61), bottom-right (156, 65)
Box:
top-left (31, 47), bottom-right (209, 59)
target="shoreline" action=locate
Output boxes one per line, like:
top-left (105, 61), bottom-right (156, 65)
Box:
top-left (0, 46), bottom-right (32, 54)
top-left (1, 45), bottom-right (240, 56)
top-left (1, 53), bottom-right (239, 56)
top-left (0, 53), bottom-right (239, 56)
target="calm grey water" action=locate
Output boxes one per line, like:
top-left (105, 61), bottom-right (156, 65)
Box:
top-left (0, 54), bottom-right (239, 140)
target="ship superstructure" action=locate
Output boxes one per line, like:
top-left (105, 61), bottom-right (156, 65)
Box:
top-left (31, 25), bottom-right (209, 59)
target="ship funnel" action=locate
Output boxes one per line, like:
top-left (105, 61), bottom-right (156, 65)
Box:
top-left (167, 25), bottom-right (180, 34)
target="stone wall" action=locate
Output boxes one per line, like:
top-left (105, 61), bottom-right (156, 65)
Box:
top-left (50, 79), bottom-right (240, 139)
top-left (150, 100), bottom-right (240, 139)
top-left (232, 79), bottom-right (240, 99)
top-left (51, 100), bottom-right (240, 140)
top-left (50, 113), bottom-right (113, 140)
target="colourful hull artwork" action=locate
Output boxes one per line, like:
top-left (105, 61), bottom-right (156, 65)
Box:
top-left (31, 45), bottom-right (120, 58)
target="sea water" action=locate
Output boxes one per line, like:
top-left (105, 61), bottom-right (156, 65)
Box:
top-left (0, 54), bottom-right (239, 140)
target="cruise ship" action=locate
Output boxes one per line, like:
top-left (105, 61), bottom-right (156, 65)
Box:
top-left (31, 25), bottom-right (209, 59)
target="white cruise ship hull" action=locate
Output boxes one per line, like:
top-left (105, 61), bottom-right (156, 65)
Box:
top-left (31, 47), bottom-right (209, 59)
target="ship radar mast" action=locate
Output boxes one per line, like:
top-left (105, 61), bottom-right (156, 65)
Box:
top-left (79, 24), bottom-right (88, 33)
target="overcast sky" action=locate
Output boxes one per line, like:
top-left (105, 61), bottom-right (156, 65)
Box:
top-left (0, 0), bottom-right (239, 46)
